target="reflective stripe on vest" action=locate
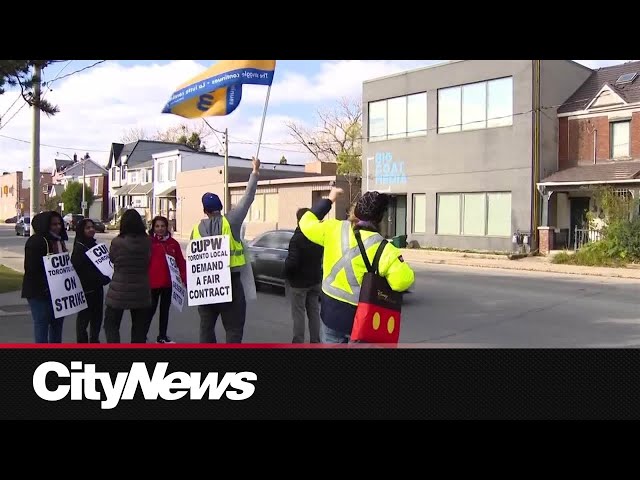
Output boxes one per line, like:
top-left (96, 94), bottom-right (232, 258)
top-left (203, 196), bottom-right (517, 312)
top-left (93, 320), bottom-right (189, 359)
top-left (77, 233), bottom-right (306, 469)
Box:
top-left (322, 222), bottom-right (382, 305)
top-left (190, 217), bottom-right (245, 267)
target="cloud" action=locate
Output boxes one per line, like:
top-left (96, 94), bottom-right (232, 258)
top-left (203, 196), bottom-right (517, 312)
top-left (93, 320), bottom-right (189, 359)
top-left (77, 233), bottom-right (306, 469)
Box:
top-left (0, 59), bottom-right (631, 174)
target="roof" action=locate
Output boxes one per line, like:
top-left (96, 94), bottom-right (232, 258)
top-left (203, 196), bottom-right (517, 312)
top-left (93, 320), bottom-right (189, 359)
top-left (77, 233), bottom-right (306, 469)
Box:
top-left (156, 186), bottom-right (176, 197)
top-left (54, 159), bottom-right (73, 173)
top-left (558, 61), bottom-right (640, 114)
top-left (128, 159), bottom-right (153, 170)
top-left (225, 166), bottom-right (324, 183)
top-left (540, 161), bottom-right (640, 184)
top-left (112, 184), bottom-right (134, 195)
top-left (106, 140), bottom-right (197, 169)
top-left (129, 183), bottom-right (154, 195)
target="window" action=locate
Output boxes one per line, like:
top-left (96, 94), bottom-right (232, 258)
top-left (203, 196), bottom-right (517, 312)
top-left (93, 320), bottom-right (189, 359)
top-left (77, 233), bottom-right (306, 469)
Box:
top-left (264, 193), bottom-right (279, 222)
top-left (611, 121), bottom-right (630, 158)
top-left (368, 92), bottom-right (427, 141)
top-left (253, 231), bottom-right (292, 249)
top-left (129, 171), bottom-right (138, 184)
top-left (111, 167), bottom-right (117, 181)
top-left (437, 192), bottom-right (512, 236)
top-left (168, 159), bottom-right (176, 181)
top-left (93, 178), bottom-right (99, 193)
top-left (157, 162), bottom-right (164, 182)
top-left (147, 169), bottom-right (153, 183)
top-left (438, 77), bottom-right (513, 133)
top-left (121, 166), bottom-right (126, 180)
top-left (412, 194), bottom-right (426, 233)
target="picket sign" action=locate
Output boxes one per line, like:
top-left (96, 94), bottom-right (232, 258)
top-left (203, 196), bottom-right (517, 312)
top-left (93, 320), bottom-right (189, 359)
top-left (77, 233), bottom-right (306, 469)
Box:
top-left (165, 254), bottom-right (186, 312)
top-left (84, 243), bottom-right (113, 279)
top-left (42, 252), bottom-right (88, 319)
top-left (186, 235), bottom-right (232, 307)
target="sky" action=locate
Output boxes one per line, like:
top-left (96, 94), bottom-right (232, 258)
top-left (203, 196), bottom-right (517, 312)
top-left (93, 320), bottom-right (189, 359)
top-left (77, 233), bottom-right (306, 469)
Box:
top-left (0, 59), bottom-right (632, 173)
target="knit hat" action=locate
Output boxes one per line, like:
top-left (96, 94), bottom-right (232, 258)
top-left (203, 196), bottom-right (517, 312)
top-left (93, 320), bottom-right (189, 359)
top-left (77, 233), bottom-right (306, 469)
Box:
top-left (202, 192), bottom-right (223, 212)
top-left (354, 191), bottom-right (389, 223)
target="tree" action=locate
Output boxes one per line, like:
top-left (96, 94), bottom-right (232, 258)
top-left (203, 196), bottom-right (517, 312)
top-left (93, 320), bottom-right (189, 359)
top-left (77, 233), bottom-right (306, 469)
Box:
top-left (119, 122), bottom-right (210, 151)
top-left (44, 195), bottom-right (62, 212)
top-left (0, 61), bottom-right (59, 116)
top-left (279, 155), bottom-right (288, 165)
top-left (61, 182), bottom-right (94, 215)
top-left (285, 97), bottom-right (362, 205)
top-left (120, 127), bottom-right (152, 143)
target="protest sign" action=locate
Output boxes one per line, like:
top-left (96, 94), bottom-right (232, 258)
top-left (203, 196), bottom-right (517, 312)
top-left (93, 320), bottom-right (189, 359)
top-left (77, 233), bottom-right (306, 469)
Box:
top-left (85, 243), bottom-right (114, 279)
top-left (186, 235), bottom-right (232, 306)
top-left (165, 254), bottom-right (186, 312)
top-left (43, 252), bottom-right (88, 319)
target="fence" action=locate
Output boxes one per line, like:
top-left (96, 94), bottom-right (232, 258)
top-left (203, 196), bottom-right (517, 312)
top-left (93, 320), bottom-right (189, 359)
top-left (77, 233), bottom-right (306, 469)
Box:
top-left (573, 226), bottom-right (602, 250)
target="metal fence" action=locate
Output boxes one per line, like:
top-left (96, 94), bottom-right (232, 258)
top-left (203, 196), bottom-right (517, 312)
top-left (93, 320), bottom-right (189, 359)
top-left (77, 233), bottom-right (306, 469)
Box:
top-left (573, 226), bottom-right (602, 250)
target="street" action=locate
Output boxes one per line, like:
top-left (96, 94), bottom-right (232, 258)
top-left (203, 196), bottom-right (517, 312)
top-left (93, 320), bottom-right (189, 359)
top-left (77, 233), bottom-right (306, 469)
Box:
top-left (2, 225), bottom-right (640, 346)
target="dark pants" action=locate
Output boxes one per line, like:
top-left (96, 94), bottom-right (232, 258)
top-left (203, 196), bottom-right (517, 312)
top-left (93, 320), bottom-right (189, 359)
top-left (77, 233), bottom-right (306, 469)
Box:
top-left (103, 305), bottom-right (150, 343)
top-left (76, 288), bottom-right (104, 343)
top-left (198, 273), bottom-right (246, 343)
top-left (286, 282), bottom-right (321, 343)
top-left (150, 287), bottom-right (172, 339)
top-left (28, 298), bottom-right (64, 343)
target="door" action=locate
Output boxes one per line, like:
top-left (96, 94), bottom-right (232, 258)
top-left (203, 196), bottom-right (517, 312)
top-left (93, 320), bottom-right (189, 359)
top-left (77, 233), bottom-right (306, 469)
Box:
top-left (569, 197), bottom-right (590, 248)
top-left (380, 195), bottom-right (407, 239)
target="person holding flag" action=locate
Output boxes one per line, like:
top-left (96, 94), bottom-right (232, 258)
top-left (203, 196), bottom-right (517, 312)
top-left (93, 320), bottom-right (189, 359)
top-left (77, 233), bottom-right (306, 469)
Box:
top-left (162, 59), bottom-right (275, 343)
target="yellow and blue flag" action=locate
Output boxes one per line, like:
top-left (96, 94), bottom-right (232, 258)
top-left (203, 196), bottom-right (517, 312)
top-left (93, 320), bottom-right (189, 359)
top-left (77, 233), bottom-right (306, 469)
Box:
top-left (162, 60), bottom-right (276, 119)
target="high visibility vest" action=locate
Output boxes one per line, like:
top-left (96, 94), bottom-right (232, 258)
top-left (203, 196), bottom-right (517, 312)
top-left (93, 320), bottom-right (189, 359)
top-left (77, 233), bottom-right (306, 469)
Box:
top-left (299, 215), bottom-right (415, 306)
top-left (191, 216), bottom-right (246, 269)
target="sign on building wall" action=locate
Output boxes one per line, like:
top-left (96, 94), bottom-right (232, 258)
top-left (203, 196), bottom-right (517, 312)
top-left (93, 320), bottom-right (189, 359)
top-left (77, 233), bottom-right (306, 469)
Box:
top-left (366, 152), bottom-right (407, 191)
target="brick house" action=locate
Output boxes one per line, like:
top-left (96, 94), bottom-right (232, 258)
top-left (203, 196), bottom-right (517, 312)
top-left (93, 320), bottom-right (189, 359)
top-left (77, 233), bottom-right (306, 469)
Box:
top-left (537, 61), bottom-right (640, 253)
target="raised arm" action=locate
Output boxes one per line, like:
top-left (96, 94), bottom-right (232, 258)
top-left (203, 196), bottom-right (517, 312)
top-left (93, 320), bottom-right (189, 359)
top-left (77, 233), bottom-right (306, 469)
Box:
top-left (299, 187), bottom-right (343, 247)
top-left (226, 157), bottom-right (260, 240)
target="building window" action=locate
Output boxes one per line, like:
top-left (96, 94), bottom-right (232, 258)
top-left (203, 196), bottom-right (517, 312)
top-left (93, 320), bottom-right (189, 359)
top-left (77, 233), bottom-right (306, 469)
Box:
top-left (157, 162), bottom-right (164, 182)
top-left (368, 92), bottom-right (427, 141)
top-left (146, 169), bottom-right (153, 183)
top-left (437, 192), bottom-right (512, 236)
top-left (129, 171), bottom-right (138, 184)
top-left (111, 167), bottom-right (117, 181)
top-left (168, 159), bottom-right (176, 181)
top-left (412, 194), bottom-right (426, 233)
top-left (93, 178), bottom-right (99, 193)
top-left (264, 193), bottom-right (278, 223)
top-left (121, 166), bottom-right (126, 180)
top-left (438, 77), bottom-right (513, 133)
top-left (611, 120), bottom-right (630, 158)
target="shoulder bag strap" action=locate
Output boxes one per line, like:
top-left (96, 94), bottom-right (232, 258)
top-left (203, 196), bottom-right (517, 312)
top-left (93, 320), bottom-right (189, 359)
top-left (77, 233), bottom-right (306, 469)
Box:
top-left (354, 228), bottom-right (374, 273)
top-left (371, 239), bottom-right (388, 275)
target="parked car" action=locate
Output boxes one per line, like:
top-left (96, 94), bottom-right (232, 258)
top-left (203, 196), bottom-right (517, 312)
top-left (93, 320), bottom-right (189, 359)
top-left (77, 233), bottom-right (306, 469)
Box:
top-left (4, 216), bottom-right (17, 224)
top-left (15, 217), bottom-right (30, 236)
top-left (247, 229), bottom-right (296, 289)
top-left (63, 213), bottom-right (84, 231)
top-left (92, 219), bottom-right (106, 233)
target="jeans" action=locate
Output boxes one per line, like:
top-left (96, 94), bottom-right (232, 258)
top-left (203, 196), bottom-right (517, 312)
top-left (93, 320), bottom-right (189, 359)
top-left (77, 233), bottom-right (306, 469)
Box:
top-left (103, 306), bottom-right (151, 343)
top-left (198, 273), bottom-right (246, 343)
top-left (150, 287), bottom-right (172, 339)
top-left (286, 282), bottom-right (321, 343)
top-left (28, 298), bottom-right (64, 343)
top-left (76, 288), bottom-right (104, 343)
top-left (320, 322), bottom-right (351, 344)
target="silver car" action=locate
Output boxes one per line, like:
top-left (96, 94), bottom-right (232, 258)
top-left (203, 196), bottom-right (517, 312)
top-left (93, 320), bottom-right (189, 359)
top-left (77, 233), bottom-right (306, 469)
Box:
top-left (15, 217), bottom-right (30, 237)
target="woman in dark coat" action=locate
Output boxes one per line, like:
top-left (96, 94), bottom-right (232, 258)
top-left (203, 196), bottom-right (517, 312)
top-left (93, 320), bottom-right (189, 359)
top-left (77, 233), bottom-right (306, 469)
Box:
top-left (104, 209), bottom-right (152, 343)
top-left (21, 210), bottom-right (68, 343)
top-left (71, 218), bottom-right (111, 343)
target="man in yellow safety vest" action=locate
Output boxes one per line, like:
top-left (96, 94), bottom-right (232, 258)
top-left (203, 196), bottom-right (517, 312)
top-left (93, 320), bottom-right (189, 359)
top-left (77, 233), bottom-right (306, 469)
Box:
top-left (190, 157), bottom-right (260, 343)
top-left (299, 187), bottom-right (415, 343)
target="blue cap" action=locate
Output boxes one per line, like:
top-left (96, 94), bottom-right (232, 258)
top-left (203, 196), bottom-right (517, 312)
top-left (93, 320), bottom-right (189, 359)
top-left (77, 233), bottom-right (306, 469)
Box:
top-left (202, 192), bottom-right (223, 212)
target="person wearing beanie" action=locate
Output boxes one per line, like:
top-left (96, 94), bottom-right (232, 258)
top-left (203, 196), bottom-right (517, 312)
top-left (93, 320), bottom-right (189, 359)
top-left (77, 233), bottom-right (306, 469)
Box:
top-left (298, 188), bottom-right (415, 343)
top-left (190, 156), bottom-right (261, 343)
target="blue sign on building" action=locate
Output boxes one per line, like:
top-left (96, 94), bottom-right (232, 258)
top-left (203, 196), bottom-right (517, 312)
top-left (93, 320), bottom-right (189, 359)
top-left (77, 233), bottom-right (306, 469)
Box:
top-left (375, 152), bottom-right (407, 185)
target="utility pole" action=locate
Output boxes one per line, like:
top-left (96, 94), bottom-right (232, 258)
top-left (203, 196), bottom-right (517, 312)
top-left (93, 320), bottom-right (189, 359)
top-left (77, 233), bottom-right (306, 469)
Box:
top-left (223, 127), bottom-right (229, 214)
top-left (29, 64), bottom-right (42, 234)
top-left (82, 156), bottom-right (87, 217)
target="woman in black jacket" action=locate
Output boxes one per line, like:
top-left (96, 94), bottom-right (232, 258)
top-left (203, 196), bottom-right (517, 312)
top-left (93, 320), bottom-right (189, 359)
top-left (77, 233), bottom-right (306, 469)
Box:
top-left (21, 210), bottom-right (68, 343)
top-left (71, 218), bottom-right (111, 343)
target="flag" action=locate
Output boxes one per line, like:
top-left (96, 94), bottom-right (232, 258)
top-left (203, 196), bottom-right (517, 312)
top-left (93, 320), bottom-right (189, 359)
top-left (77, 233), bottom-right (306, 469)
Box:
top-left (162, 60), bottom-right (276, 119)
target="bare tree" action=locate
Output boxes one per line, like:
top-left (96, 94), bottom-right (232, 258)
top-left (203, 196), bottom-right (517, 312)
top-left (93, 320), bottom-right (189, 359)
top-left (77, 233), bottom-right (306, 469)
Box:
top-left (285, 97), bottom-right (362, 205)
top-left (153, 122), bottom-right (212, 145)
top-left (120, 127), bottom-right (151, 143)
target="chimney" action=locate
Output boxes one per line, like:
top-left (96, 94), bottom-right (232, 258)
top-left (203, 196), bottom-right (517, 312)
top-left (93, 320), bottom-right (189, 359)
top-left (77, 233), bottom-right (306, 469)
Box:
top-left (73, 153), bottom-right (77, 162)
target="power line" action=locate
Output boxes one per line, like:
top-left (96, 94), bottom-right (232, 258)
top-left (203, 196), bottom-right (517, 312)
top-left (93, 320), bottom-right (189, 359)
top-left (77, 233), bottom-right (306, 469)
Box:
top-left (44, 60), bottom-right (106, 86)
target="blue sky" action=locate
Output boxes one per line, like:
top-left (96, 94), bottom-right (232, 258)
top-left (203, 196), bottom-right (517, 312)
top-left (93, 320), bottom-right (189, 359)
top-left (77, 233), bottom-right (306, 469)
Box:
top-left (0, 59), bottom-right (631, 173)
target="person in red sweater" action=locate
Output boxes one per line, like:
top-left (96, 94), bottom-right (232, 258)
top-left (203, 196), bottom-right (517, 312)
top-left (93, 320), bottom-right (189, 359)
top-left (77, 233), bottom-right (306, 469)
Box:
top-left (148, 216), bottom-right (186, 344)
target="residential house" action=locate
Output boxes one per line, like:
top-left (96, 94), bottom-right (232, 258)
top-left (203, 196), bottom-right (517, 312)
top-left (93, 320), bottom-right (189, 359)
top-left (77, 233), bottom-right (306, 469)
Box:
top-left (537, 61), bottom-right (640, 253)
top-left (176, 160), bottom-right (351, 239)
top-left (1, 171), bottom-right (53, 220)
top-left (362, 60), bottom-right (593, 250)
top-left (51, 156), bottom-right (76, 185)
top-left (105, 140), bottom-right (198, 223)
top-left (55, 155), bottom-right (109, 220)
top-left (152, 149), bottom-right (304, 228)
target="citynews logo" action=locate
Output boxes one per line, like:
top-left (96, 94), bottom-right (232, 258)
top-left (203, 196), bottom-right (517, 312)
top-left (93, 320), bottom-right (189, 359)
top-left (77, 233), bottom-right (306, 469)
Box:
top-left (32, 361), bottom-right (257, 410)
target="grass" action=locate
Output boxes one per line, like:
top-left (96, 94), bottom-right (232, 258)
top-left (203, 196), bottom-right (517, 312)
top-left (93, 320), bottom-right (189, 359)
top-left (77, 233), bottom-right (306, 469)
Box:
top-left (0, 265), bottom-right (23, 294)
top-left (551, 247), bottom-right (628, 268)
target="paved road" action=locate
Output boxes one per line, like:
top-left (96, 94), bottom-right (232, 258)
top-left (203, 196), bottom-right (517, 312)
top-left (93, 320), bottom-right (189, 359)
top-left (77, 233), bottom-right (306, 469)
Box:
top-left (2, 225), bottom-right (640, 346)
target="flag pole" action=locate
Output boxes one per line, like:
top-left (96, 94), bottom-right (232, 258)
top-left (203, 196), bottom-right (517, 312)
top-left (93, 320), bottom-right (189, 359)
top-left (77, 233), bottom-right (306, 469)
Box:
top-left (255, 85), bottom-right (272, 159)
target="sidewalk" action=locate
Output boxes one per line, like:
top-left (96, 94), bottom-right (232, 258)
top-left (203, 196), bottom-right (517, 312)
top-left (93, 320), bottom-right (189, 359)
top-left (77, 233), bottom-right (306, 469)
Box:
top-left (0, 248), bottom-right (24, 273)
top-left (399, 248), bottom-right (640, 280)
top-left (0, 290), bottom-right (28, 317)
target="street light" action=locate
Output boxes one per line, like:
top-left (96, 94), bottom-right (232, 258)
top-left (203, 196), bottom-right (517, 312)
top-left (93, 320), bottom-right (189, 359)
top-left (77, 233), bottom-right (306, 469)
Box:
top-left (57, 151), bottom-right (86, 217)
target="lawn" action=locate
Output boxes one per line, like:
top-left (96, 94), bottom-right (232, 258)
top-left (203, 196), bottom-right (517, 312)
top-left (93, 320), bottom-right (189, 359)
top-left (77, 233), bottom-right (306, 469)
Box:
top-left (0, 265), bottom-right (23, 294)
